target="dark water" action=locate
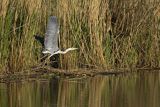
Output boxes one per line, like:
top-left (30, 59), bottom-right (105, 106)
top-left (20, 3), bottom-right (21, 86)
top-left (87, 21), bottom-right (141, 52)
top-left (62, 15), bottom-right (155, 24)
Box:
top-left (0, 71), bottom-right (160, 107)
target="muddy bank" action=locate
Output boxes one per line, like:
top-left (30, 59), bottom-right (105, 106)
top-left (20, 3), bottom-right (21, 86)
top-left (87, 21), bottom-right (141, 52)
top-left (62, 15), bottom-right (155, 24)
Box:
top-left (0, 67), bottom-right (127, 83)
top-left (1, 66), bottom-right (160, 83)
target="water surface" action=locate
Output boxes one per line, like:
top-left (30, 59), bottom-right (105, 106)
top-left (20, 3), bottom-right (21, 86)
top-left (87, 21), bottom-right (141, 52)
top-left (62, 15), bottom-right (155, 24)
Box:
top-left (0, 71), bottom-right (160, 107)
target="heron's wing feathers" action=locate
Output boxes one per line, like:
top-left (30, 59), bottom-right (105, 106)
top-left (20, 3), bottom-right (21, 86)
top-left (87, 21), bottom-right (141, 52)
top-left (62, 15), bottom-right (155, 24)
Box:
top-left (34, 35), bottom-right (44, 47)
top-left (44, 16), bottom-right (59, 53)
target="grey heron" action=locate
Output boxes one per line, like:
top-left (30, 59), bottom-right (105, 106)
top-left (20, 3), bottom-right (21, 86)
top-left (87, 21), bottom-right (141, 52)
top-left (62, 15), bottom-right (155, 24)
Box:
top-left (42, 16), bottom-right (77, 58)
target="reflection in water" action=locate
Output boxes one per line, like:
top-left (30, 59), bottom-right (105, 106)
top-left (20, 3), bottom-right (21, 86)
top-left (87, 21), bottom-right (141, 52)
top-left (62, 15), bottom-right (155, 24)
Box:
top-left (0, 72), bottom-right (160, 107)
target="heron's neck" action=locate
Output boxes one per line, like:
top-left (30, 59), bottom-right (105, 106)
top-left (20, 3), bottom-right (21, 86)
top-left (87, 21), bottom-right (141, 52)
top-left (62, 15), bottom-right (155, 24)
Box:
top-left (49, 48), bottom-right (78, 57)
top-left (53, 50), bottom-right (66, 54)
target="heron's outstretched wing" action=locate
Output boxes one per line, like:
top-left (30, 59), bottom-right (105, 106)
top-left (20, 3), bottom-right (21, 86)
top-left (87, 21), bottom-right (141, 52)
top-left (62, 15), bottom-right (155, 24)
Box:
top-left (34, 35), bottom-right (44, 47)
top-left (44, 16), bottom-right (59, 53)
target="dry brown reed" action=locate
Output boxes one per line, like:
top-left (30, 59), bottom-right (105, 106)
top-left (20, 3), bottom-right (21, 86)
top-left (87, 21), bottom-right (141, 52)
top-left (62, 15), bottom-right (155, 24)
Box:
top-left (0, 0), bottom-right (160, 73)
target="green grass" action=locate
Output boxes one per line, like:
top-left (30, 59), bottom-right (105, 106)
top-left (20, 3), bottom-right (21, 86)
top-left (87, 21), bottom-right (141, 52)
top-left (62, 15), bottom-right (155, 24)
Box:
top-left (0, 0), bottom-right (160, 73)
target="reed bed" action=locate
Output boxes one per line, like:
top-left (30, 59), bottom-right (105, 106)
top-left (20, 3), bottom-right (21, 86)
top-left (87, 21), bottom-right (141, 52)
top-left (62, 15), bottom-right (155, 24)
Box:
top-left (0, 0), bottom-right (160, 72)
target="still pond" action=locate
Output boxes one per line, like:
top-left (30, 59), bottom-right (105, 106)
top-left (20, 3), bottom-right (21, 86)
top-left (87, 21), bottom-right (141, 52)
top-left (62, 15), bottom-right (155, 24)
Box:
top-left (0, 71), bottom-right (160, 107)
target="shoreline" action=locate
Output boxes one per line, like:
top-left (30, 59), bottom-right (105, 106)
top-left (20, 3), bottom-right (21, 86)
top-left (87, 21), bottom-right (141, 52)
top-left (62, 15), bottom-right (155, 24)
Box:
top-left (1, 66), bottom-right (160, 83)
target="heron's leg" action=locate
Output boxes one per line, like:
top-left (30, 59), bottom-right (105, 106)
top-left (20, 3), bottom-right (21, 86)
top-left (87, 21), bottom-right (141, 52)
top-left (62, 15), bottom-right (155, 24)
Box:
top-left (42, 55), bottom-right (51, 67)
top-left (40, 54), bottom-right (48, 61)
top-left (38, 54), bottom-right (50, 67)
top-left (35, 54), bottom-right (47, 68)
top-left (40, 54), bottom-right (57, 67)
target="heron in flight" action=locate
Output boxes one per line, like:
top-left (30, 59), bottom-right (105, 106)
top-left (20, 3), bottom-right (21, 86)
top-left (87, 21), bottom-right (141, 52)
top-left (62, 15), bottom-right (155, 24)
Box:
top-left (42, 16), bottom-right (77, 58)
